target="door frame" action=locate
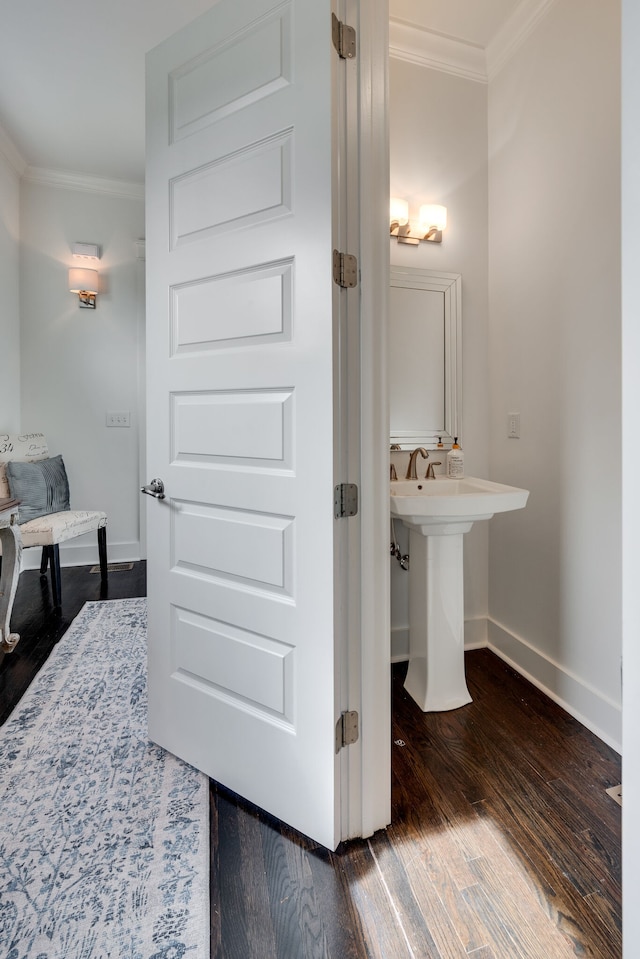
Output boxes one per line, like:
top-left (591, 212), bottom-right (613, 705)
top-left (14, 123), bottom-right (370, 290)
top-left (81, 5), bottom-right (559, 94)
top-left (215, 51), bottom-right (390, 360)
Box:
top-left (350, 0), bottom-right (390, 839)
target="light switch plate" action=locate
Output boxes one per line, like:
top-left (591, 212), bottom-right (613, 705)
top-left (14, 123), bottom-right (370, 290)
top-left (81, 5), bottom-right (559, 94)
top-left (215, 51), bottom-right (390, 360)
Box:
top-left (507, 412), bottom-right (520, 438)
top-left (106, 411), bottom-right (130, 427)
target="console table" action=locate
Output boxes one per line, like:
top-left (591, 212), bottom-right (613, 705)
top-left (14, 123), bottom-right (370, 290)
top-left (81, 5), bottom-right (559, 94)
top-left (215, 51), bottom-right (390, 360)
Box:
top-left (0, 497), bottom-right (21, 653)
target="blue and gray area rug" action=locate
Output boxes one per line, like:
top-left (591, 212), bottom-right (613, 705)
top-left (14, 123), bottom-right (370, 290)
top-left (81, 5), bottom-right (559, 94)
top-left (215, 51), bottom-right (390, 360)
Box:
top-left (0, 598), bottom-right (209, 959)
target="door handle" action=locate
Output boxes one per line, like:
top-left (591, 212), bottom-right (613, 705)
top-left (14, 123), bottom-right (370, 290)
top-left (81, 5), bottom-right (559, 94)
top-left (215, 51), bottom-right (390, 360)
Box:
top-left (141, 478), bottom-right (165, 500)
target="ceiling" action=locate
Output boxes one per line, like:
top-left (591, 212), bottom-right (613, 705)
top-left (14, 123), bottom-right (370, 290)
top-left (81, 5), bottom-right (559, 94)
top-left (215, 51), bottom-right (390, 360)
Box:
top-left (0, 1), bottom-right (520, 185)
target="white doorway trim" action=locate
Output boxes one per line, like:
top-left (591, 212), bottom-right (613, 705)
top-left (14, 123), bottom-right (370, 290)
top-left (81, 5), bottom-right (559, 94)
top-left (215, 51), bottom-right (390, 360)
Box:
top-left (355, 0), bottom-right (391, 839)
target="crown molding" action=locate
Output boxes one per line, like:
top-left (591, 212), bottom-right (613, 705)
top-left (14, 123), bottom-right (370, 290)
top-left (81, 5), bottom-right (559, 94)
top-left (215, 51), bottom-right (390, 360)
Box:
top-left (389, 0), bottom-right (559, 84)
top-left (23, 166), bottom-right (144, 200)
top-left (0, 121), bottom-right (26, 177)
top-left (389, 19), bottom-right (487, 83)
top-left (486, 0), bottom-right (560, 80)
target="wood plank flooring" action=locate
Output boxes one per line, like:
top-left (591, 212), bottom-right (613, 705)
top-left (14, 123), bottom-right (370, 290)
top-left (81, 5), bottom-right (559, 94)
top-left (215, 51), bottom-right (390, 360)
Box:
top-left (0, 564), bottom-right (622, 958)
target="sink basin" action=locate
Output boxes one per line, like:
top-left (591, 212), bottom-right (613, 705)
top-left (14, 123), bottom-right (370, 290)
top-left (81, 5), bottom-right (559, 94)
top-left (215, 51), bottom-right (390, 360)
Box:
top-left (390, 474), bottom-right (529, 712)
top-left (390, 475), bottom-right (529, 533)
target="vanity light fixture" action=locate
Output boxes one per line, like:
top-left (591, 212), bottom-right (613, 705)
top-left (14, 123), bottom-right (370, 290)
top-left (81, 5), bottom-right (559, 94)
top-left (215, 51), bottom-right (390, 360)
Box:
top-left (390, 199), bottom-right (447, 244)
top-left (69, 242), bottom-right (101, 309)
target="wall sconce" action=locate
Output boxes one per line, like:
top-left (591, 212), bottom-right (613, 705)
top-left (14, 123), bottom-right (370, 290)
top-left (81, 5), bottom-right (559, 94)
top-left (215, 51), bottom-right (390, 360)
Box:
top-left (69, 268), bottom-right (99, 309)
top-left (69, 242), bottom-right (100, 309)
top-left (390, 199), bottom-right (447, 244)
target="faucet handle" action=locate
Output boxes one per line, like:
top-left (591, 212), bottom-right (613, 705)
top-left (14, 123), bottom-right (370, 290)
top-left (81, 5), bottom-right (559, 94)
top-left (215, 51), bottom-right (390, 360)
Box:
top-left (426, 461), bottom-right (442, 479)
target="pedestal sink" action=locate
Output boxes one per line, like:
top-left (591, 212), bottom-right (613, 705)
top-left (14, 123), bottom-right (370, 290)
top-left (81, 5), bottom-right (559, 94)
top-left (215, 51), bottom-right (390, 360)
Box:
top-left (391, 476), bottom-right (529, 712)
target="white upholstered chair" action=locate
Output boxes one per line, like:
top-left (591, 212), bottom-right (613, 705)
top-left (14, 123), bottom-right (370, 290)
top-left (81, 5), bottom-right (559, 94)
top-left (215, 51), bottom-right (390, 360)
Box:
top-left (0, 432), bottom-right (107, 607)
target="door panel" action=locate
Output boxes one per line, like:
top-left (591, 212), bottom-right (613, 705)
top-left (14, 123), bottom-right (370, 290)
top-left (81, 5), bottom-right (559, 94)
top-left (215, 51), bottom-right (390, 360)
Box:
top-left (146, 0), bottom-right (344, 848)
top-left (171, 259), bottom-right (293, 352)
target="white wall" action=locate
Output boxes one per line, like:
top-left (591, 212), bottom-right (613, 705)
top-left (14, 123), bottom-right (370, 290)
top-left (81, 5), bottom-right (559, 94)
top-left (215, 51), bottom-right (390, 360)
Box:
top-left (488, 0), bottom-right (621, 748)
top-left (621, 0), bottom-right (640, 950)
top-left (389, 58), bottom-right (490, 659)
top-left (0, 138), bottom-right (21, 433)
top-left (19, 179), bottom-right (145, 566)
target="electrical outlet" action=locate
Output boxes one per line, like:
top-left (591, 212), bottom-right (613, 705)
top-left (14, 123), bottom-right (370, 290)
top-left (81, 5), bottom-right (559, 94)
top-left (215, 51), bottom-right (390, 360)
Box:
top-left (106, 411), bottom-right (130, 428)
top-left (507, 412), bottom-right (520, 438)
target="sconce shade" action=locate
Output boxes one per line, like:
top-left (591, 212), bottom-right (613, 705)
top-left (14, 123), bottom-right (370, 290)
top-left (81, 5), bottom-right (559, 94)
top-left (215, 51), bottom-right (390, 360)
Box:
top-left (69, 268), bottom-right (98, 294)
top-left (390, 197), bottom-right (409, 226)
top-left (418, 204), bottom-right (447, 233)
top-left (390, 199), bottom-right (447, 244)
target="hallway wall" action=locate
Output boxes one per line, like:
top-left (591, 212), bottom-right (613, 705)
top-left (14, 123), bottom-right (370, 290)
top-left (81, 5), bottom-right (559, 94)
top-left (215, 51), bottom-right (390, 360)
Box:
top-left (19, 177), bottom-right (145, 566)
top-left (0, 131), bottom-right (21, 433)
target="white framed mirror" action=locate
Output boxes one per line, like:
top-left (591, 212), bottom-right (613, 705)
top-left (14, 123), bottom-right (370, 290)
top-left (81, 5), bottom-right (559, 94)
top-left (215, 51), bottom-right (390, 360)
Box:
top-left (389, 266), bottom-right (462, 450)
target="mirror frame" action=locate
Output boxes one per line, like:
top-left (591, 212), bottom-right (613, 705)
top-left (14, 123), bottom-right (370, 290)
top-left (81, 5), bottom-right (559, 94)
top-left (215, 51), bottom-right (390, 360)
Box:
top-left (389, 266), bottom-right (462, 450)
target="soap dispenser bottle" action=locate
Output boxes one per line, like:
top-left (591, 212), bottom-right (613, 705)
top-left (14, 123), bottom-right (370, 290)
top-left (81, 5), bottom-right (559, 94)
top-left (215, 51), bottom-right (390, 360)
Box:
top-left (447, 437), bottom-right (464, 478)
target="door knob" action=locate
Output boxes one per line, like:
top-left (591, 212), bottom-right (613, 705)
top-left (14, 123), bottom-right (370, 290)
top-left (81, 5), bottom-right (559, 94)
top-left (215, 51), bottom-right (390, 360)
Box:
top-left (141, 478), bottom-right (165, 500)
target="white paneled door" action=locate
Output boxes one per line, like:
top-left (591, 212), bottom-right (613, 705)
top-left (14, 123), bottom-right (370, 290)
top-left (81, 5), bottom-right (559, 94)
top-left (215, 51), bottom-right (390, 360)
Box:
top-left (144, 0), bottom-right (372, 850)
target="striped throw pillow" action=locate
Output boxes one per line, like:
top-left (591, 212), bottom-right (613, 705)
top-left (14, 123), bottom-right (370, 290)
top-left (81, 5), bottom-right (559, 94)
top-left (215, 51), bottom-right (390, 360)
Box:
top-left (6, 456), bottom-right (71, 523)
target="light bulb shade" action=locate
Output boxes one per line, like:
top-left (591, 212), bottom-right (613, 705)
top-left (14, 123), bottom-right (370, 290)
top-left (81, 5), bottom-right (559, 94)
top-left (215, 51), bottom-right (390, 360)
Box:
top-left (69, 268), bottom-right (98, 294)
top-left (418, 204), bottom-right (447, 233)
top-left (390, 197), bottom-right (409, 225)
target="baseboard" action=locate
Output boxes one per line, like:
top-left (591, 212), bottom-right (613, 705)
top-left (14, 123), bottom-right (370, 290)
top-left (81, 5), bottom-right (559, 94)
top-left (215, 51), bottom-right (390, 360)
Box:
top-left (390, 614), bottom-right (621, 751)
top-left (488, 618), bottom-right (622, 753)
top-left (20, 540), bottom-right (142, 571)
top-left (390, 616), bottom-right (488, 663)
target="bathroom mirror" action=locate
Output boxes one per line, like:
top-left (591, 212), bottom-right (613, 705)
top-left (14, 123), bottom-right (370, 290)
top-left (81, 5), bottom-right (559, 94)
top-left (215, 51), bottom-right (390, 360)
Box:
top-left (389, 266), bottom-right (461, 450)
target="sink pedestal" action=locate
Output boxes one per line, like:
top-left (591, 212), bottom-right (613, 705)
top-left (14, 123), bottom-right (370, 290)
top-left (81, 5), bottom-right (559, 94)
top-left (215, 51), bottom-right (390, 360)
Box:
top-left (404, 525), bottom-right (472, 712)
top-left (390, 474), bottom-right (529, 712)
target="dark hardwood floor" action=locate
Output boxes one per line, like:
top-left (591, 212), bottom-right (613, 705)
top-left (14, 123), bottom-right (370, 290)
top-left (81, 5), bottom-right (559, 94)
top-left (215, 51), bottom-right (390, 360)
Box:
top-left (0, 564), bottom-right (622, 958)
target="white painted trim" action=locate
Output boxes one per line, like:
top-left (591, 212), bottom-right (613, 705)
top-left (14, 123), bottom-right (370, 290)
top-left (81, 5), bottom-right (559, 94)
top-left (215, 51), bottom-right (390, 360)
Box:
top-left (486, 0), bottom-right (560, 80)
top-left (389, 0), bottom-right (560, 84)
top-left (488, 618), bottom-right (622, 753)
top-left (20, 539), bottom-right (141, 570)
top-left (23, 166), bottom-right (144, 200)
top-left (389, 19), bottom-right (486, 83)
top-left (136, 256), bottom-right (147, 561)
top-left (358, 0), bottom-right (392, 840)
top-left (622, 4), bottom-right (640, 949)
top-left (0, 121), bottom-right (26, 177)
top-left (392, 613), bottom-right (621, 752)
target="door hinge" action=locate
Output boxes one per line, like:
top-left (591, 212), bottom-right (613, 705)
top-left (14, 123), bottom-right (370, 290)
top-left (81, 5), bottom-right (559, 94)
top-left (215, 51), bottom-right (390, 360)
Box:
top-left (332, 249), bottom-right (358, 289)
top-left (336, 710), bottom-right (359, 752)
top-left (332, 12), bottom-right (357, 60)
top-left (334, 483), bottom-right (358, 519)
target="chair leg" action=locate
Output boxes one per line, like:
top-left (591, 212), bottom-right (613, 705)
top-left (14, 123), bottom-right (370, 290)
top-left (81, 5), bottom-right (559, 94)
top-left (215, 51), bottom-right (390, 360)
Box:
top-left (98, 526), bottom-right (108, 583)
top-left (50, 545), bottom-right (62, 608)
top-left (40, 548), bottom-right (49, 575)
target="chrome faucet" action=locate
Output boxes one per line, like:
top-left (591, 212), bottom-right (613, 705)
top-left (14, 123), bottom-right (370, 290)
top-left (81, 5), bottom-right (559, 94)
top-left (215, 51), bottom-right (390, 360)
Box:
top-left (426, 461), bottom-right (442, 479)
top-left (406, 447), bottom-right (429, 479)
